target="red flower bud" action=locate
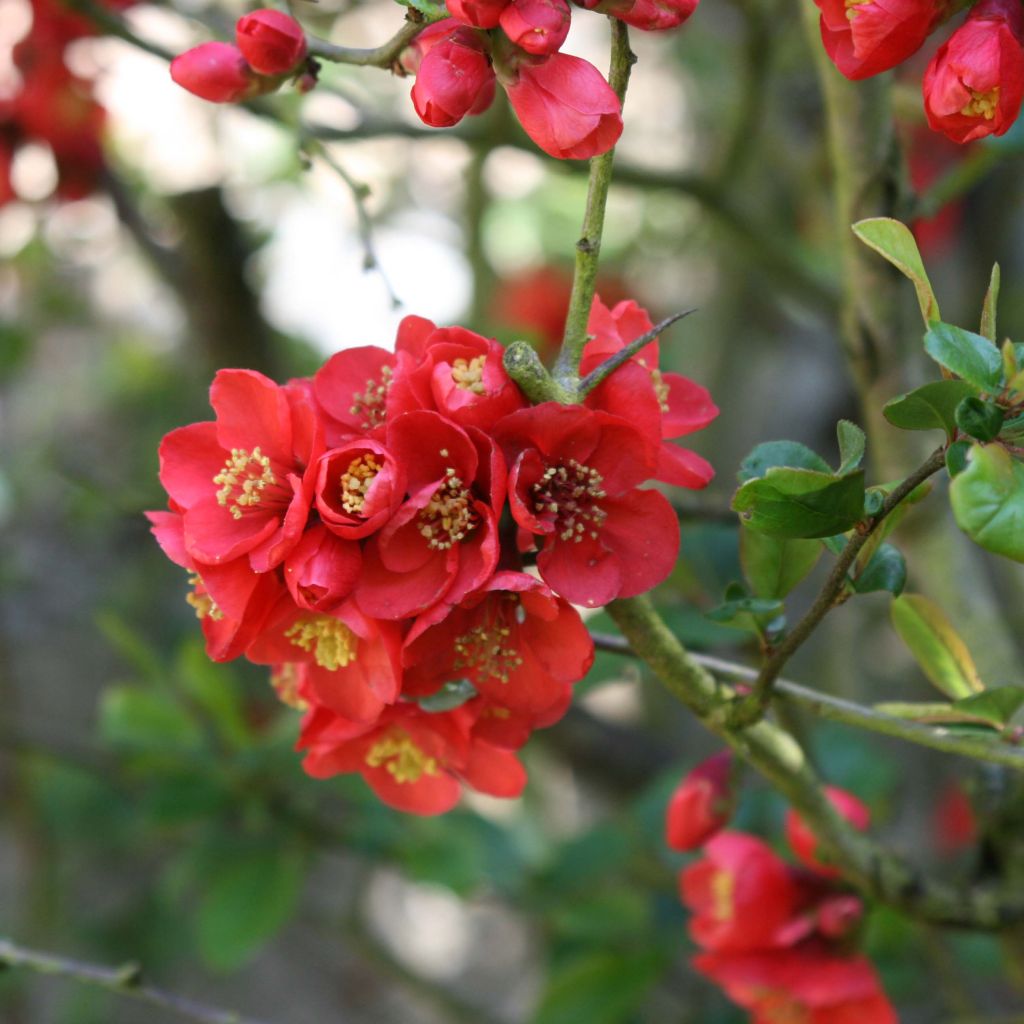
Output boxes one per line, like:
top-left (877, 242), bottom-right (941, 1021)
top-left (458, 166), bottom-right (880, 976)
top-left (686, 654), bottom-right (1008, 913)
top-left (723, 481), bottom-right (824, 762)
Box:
top-left (923, 0), bottom-right (1024, 143)
top-left (411, 35), bottom-right (496, 127)
top-left (503, 53), bottom-right (622, 160)
top-left (448, 0), bottom-right (511, 28)
top-left (814, 0), bottom-right (941, 80)
top-left (170, 42), bottom-right (263, 103)
top-left (580, 0), bottom-right (698, 31)
top-left (400, 20), bottom-right (468, 75)
top-left (786, 786), bottom-right (870, 878)
top-left (499, 0), bottom-right (571, 56)
top-left (665, 751), bottom-right (733, 851)
top-left (236, 9), bottom-right (308, 76)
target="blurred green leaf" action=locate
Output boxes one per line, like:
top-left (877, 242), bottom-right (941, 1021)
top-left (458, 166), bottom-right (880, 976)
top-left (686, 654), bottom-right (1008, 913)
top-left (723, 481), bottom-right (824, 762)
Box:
top-left (177, 641), bottom-right (252, 749)
top-left (946, 441), bottom-right (971, 477)
top-left (705, 593), bottom-right (784, 633)
top-left (740, 528), bottom-right (821, 599)
top-left (836, 420), bottom-right (865, 473)
top-left (852, 218), bottom-right (939, 325)
top-left (980, 263), bottom-right (1000, 341)
top-left (100, 687), bottom-right (203, 752)
top-left (924, 322), bottom-right (1003, 390)
top-left (890, 594), bottom-right (984, 700)
top-left (883, 380), bottom-right (977, 437)
top-left (852, 543), bottom-right (906, 596)
top-left (952, 687), bottom-right (1024, 728)
top-left (949, 443), bottom-right (1024, 563)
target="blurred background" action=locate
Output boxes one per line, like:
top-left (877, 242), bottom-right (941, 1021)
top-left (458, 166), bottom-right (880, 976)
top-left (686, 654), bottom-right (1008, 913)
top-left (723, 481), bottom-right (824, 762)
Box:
top-left (2, 0), bottom-right (1024, 1019)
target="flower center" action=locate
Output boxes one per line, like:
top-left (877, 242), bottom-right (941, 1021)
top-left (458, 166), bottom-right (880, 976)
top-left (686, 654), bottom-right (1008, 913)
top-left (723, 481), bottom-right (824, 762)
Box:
top-left (365, 730), bottom-right (439, 783)
top-left (339, 453), bottom-right (382, 514)
top-left (213, 446), bottom-right (279, 519)
top-left (270, 664), bottom-right (308, 711)
top-left (961, 86), bottom-right (999, 120)
top-left (418, 468), bottom-right (477, 550)
top-left (185, 573), bottom-right (223, 620)
top-left (650, 367), bottom-right (670, 412)
top-left (710, 869), bottom-right (734, 922)
top-left (531, 459), bottom-right (608, 542)
top-left (758, 993), bottom-right (810, 1024)
top-left (284, 615), bottom-right (357, 670)
top-left (451, 355), bottom-right (487, 395)
top-left (844, 0), bottom-right (869, 20)
top-left (350, 365), bottom-right (393, 430)
top-left (454, 615), bottom-right (524, 684)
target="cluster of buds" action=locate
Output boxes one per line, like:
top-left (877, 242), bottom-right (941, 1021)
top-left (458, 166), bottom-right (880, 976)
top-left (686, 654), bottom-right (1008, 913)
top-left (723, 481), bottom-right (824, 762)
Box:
top-left (171, 9), bottom-right (312, 104)
top-left (148, 296), bottom-right (717, 814)
top-left (401, 0), bottom-right (698, 159)
top-left (668, 773), bottom-right (896, 1022)
top-left (1, 0), bottom-right (134, 205)
top-left (813, 0), bottom-right (1024, 144)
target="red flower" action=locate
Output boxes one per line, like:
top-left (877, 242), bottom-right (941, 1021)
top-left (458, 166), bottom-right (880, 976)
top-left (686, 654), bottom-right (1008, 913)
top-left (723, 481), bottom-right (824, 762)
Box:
top-left (815, 0), bottom-right (940, 80)
top-left (157, 370), bottom-right (321, 572)
top-left (355, 411), bottom-right (504, 619)
top-left (283, 524), bottom-right (362, 613)
top-left (299, 702), bottom-right (526, 814)
top-left (694, 946), bottom-right (897, 1023)
top-left (402, 570), bottom-right (594, 715)
top-left (314, 438), bottom-right (406, 540)
top-left (249, 595), bottom-right (402, 723)
top-left (934, 781), bottom-right (977, 853)
top-left (679, 832), bottom-right (798, 951)
top-left (447, 0), bottom-right (511, 28)
top-left (923, 0), bottom-right (1024, 143)
top-left (502, 53), bottom-right (623, 160)
top-left (786, 786), bottom-right (870, 878)
top-left (170, 42), bottom-right (267, 104)
top-left (236, 9), bottom-right (307, 76)
top-left (665, 751), bottom-right (733, 851)
top-left (411, 30), bottom-right (497, 127)
top-left (497, 402), bottom-right (678, 607)
top-left (579, 0), bottom-right (699, 31)
top-left (500, 0), bottom-right (572, 57)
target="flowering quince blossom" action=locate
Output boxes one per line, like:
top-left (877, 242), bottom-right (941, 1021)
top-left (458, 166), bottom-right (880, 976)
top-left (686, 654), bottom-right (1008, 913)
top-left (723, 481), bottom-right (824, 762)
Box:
top-left (785, 785), bottom-right (871, 878)
top-left (672, 788), bottom-right (897, 1021)
top-left (149, 301), bottom-right (716, 813)
top-left (665, 750), bottom-right (734, 850)
top-left (923, 0), bottom-right (1024, 143)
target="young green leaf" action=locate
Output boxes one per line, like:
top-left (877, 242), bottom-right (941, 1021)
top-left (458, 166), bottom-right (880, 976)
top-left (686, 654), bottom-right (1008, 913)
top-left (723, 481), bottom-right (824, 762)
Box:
top-left (890, 594), bottom-right (984, 700)
top-left (740, 528), bottom-right (822, 599)
top-left (949, 443), bottom-right (1024, 563)
top-left (955, 396), bottom-right (1005, 443)
top-left (980, 263), bottom-right (1000, 341)
top-left (952, 687), bottom-right (1024, 728)
top-left (738, 440), bottom-right (831, 482)
top-left (852, 218), bottom-right (940, 325)
top-left (837, 419), bottom-right (866, 473)
top-left (883, 380), bottom-right (978, 437)
top-left (923, 322), bottom-right (1004, 391)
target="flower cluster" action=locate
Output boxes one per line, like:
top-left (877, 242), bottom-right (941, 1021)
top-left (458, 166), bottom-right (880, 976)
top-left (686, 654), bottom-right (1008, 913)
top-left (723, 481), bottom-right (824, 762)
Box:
top-left (1, 0), bottom-right (133, 206)
top-left (813, 0), bottom-right (1024, 144)
top-left (668, 769), bottom-right (897, 1022)
top-left (171, 9), bottom-right (312, 104)
top-left (148, 297), bottom-right (717, 814)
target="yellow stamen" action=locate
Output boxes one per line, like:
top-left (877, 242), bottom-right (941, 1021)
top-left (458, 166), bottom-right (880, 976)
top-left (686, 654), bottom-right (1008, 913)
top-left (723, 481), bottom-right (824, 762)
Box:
top-left (339, 453), bottom-right (382, 514)
top-left (454, 613), bottom-right (523, 684)
top-left (365, 730), bottom-right (439, 783)
top-left (844, 0), bottom-right (869, 20)
top-left (270, 664), bottom-right (308, 711)
top-left (710, 869), bottom-right (734, 922)
top-left (651, 367), bottom-right (670, 412)
top-left (213, 446), bottom-right (276, 520)
top-left (284, 615), bottom-right (357, 670)
top-left (418, 467), bottom-right (477, 550)
top-left (451, 355), bottom-right (487, 395)
top-left (961, 86), bottom-right (999, 120)
top-left (185, 573), bottom-right (223, 621)
top-left (531, 459), bottom-right (607, 543)
top-left (350, 365), bottom-right (393, 430)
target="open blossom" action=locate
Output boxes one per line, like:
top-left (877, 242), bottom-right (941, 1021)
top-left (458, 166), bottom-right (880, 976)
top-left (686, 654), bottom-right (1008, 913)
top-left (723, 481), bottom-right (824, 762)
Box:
top-left (923, 0), bottom-right (1024, 143)
top-left (814, 0), bottom-right (941, 80)
top-left (665, 751), bottom-right (733, 851)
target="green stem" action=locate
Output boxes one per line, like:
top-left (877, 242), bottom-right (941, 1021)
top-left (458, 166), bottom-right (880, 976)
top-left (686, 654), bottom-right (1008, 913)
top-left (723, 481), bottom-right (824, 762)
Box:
top-left (551, 19), bottom-right (636, 394)
top-left (606, 596), bottom-right (1024, 929)
top-left (306, 19), bottom-right (425, 69)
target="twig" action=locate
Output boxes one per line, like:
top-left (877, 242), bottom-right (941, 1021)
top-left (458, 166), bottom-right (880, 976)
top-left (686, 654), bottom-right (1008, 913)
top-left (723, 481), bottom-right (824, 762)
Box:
top-left (305, 19), bottom-right (425, 70)
top-left (0, 938), bottom-right (272, 1024)
top-left (729, 446), bottom-right (948, 726)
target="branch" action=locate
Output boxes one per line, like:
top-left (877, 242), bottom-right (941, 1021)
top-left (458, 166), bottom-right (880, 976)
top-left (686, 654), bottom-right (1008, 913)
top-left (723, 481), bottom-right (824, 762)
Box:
top-left (729, 445), bottom-right (948, 726)
top-left (305, 19), bottom-right (425, 70)
top-left (0, 938), bottom-right (272, 1024)
top-left (605, 596), bottom-right (1024, 929)
top-left (551, 19), bottom-right (636, 392)
top-left (589, 635), bottom-right (1024, 771)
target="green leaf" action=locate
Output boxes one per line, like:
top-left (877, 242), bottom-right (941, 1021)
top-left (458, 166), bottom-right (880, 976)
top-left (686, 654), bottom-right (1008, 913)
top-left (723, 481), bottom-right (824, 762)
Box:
top-left (873, 701), bottom-right (998, 728)
top-left (981, 263), bottom-right (1000, 341)
top-left (946, 441), bottom-right (971, 477)
top-left (732, 467), bottom-right (866, 539)
top-left (955, 397), bottom-right (1005, 443)
top-left (837, 420), bottom-right (866, 473)
top-left (705, 593), bottom-right (785, 634)
top-left (393, 0), bottom-right (447, 19)
top-left (923, 322), bottom-right (1004, 391)
top-left (883, 380), bottom-right (978, 437)
top-left (99, 687), bottom-right (203, 752)
top-left (890, 594), bottom-right (984, 700)
top-left (856, 479), bottom-right (931, 569)
top-left (197, 846), bottom-right (305, 970)
top-left (738, 440), bottom-right (830, 482)
top-left (740, 528), bottom-right (822, 599)
top-left (853, 543), bottom-right (906, 596)
top-left (949, 443), bottom-right (1024, 563)
top-left (852, 218), bottom-right (940, 325)
top-left (953, 687), bottom-right (1024, 728)
top-left (532, 951), bottom-right (666, 1024)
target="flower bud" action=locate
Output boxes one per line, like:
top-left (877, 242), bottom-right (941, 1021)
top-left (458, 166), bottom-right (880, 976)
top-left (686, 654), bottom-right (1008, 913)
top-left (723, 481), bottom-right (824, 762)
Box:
top-left (665, 751), bottom-right (733, 851)
top-left (785, 786), bottom-right (870, 878)
top-left (579, 0), bottom-right (698, 32)
top-left (236, 9), bottom-right (308, 75)
top-left (501, 52), bottom-right (622, 160)
top-left (923, 0), bottom-right (1024, 143)
top-left (411, 35), bottom-right (496, 127)
top-left (499, 0), bottom-right (571, 56)
top-left (814, 0), bottom-right (941, 80)
top-left (448, 0), bottom-right (511, 28)
top-left (170, 42), bottom-right (262, 103)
